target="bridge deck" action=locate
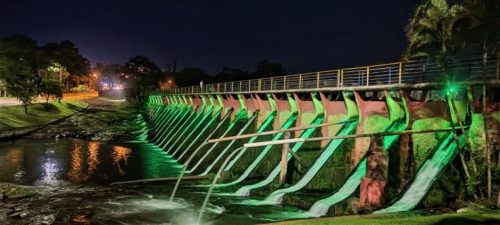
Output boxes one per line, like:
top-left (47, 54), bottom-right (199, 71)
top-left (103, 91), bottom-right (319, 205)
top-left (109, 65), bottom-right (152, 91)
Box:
top-left (153, 54), bottom-right (500, 95)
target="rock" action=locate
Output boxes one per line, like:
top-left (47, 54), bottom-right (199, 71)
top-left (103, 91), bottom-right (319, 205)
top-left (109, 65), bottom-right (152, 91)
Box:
top-left (9, 211), bottom-right (29, 219)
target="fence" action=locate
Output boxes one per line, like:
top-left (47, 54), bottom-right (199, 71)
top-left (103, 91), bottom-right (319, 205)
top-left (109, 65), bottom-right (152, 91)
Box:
top-left (153, 54), bottom-right (500, 95)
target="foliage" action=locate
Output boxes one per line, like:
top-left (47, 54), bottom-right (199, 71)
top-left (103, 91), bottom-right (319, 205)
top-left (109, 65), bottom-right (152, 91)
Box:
top-left (404, 0), bottom-right (469, 74)
top-left (123, 56), bottom-right (162, 103)
top-left (0, 35), bottom-right (43, 113)
top-left (41, 40), bottom-right (90, 76)
top-left (39, 79), bottom-right (63, 109)
top-left (95, 63), bottom-right (124, 89)
top-left (453, 0), bottom-right (499, 59)
top-left (215, 67), bottom-right (249, 82)
top-left (250, 59), bottom-right (287, 78)
top-left (175, 67), bottom-right (211, 86)
top-left (70, 84), bottom-right (89, 92)
top-left (405, 0), bottom-right (499, 76)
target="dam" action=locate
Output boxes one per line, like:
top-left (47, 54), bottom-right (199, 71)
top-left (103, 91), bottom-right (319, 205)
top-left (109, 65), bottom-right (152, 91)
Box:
top-left (144, 56), bottom-right (500, 222)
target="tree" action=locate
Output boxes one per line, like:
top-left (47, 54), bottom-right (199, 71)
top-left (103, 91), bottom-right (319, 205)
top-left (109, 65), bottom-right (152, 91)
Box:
top-left (39, 79), bottom-right (63, 109)
top-left (0, 35), bottom-right (43, 113)
top-left (41, 40), bottom-right (90, 91)
top-left (455, 0), bottom-right (500, 200)
top-left (96, 63), bottom-right (124, 90)
top-left (123, 56), bottom-right (162, 102)
top-left (405, 0), bottom-right (472, 199)
top-left (174, 67), bottom-right (211, 86)
top-left (215, 67), bottom-right (249, 82)
top-left (404, 0), bottom-right (468, 80)
top-left (251, 60), bottom-right (286, 78)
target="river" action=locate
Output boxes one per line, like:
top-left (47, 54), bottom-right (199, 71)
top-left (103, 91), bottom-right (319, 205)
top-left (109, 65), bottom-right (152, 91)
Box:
top-left (0, 136), bottom-right (278, 225)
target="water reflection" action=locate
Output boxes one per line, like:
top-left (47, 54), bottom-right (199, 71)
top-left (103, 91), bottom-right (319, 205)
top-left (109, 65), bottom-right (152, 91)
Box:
top-left (0, 147), bottom-right (26, 183)
top-left (87, 142), bottom-right (101, 175)
top-left (68, 141), bottom-right (85, 183)
top-left (0, 139), bottom-right (182, 185)
top-left (39, 158), bottom-right (60, 184)
top-left (112, 145), bottom-right (131, 175)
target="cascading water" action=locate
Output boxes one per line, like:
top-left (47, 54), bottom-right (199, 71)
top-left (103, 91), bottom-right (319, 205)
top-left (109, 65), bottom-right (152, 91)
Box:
top-left (257, 120), bottom-right (358, 205)
top-left (374, 133), bottom-right (457, 214)
top-left (198, 112), bottom-right (258, 176)
top-left (223, 112), bottom-right (277, 172)
top-left (236, 116), bottom-right (325, 197)
top-left (163, 105), bottom-right (207, 153)
top-left (176, 108), bottom-right (226, 160)
top-left (262, 120), bottom-right (408, 220)
top-left (209, 113), bottom-right (298, 190)
top-left (169, 106), bottom-right (217, 156)
top-left (156, 106), bottom-right (194, 148)
top-left (188, 114), bottom-right (240, 172)
top-left (158, 108), bottom-right (199, 149)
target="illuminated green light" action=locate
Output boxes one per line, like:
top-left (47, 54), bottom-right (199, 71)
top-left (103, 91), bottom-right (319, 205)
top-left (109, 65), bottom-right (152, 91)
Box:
top-left (445, 84), bottom-right (458, 95)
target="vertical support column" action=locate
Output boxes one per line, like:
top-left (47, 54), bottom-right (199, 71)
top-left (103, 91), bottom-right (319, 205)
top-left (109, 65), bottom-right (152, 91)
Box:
top-left (279, 131), bottom-right (291, 185)
top-left (360, 135), bottom-right (388, 210)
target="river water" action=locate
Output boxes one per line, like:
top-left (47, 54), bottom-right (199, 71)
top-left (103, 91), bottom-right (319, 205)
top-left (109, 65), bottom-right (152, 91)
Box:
top-left (0, 138), bottom-right (277, 225)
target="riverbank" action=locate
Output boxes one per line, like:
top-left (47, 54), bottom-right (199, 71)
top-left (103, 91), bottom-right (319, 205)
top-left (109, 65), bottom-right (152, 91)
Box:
top-left (0, 101), bottom-right (87, 130)
top-left (25, 97), bottom-right (142, 141)
top-left (267, 210), bottom-right (500, 225)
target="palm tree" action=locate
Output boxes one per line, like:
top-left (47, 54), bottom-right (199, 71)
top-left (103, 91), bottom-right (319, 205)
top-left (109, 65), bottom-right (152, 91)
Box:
top-left (405, 0), bottom-right (485, 199)
top-left (404, 0), bottom-right (468, 80)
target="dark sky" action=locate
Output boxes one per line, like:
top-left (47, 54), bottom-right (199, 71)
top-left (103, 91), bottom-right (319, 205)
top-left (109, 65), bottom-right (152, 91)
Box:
top-left (1, 0), bottom-right (422, 74)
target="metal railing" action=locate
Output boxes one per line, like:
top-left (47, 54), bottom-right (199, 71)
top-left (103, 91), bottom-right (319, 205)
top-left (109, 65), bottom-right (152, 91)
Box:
top-left (152, 54), bottom-right (500, 95)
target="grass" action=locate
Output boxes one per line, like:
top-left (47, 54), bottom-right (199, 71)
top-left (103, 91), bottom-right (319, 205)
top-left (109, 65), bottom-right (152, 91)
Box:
top-left (0, 101), bottom-right (87, 129)
top-left (272, 211), bottom-right (500, 225)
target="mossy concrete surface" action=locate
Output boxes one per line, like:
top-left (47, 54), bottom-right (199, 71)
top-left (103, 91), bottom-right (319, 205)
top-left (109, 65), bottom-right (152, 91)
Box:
top-left (265, 210), bottom-right (500, 225)
top-left (0, 101), bottom-right (87, 129)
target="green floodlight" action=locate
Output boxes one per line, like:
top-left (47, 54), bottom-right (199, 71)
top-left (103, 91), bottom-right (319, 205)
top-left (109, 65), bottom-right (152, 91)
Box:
top-left (445, 84), bottom-right (459, 95)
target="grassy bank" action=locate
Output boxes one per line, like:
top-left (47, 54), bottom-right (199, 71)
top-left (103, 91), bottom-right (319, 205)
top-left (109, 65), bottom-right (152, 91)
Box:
top-left (269, 211), bottom-right (500, 225)
top-left (0, 101), bottom-right (87, 129)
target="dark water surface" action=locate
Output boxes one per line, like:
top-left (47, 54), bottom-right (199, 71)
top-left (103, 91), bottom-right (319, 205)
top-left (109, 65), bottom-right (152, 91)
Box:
top-left (0, 139), bottom-right (181, 185)
top-left (0, 138), bottom-right (271, 225)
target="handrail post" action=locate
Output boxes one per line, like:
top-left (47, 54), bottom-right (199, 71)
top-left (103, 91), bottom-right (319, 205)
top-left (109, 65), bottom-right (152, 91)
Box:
top-left (337, 69), bottom-right (341, 87)
top-left (366, 66), bottom-right (370, 86)
top-left (239, 80), bottom-right (242, 92)
top-left (258, 79), bottom-right (262, 91)
top-left (298, 74), bottom-right (302, 89)
top-left (399, 62), bottom-right (403, 84)
top-left (270, 78), bottom-right (274, 91)
top-left (283, 76), bottom-right (287, 90)
top-left (217, 83), bottom-right (220, 93)
top-left (316, 72), bottom-right (320, 89)
top-left (231, 82), bottom-right (234, 92)
top-left (340, 69), bottom-right (344, 87)
top-left (248, 80), bottom-right (251, 92)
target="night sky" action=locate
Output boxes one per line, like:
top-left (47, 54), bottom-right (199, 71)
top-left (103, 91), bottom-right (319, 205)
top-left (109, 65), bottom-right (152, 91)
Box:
top-left (2, 0), bottom-right (422, 74)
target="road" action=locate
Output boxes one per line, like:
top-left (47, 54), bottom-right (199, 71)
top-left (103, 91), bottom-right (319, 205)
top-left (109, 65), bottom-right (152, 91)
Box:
top-left (0, 91), bottom-right (99, 107)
